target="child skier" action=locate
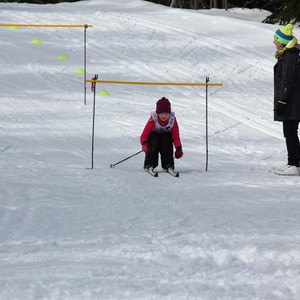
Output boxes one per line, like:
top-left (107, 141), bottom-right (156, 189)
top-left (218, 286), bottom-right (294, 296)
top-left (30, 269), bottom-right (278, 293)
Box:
top-left (140, 97), bottom-right (183, 174)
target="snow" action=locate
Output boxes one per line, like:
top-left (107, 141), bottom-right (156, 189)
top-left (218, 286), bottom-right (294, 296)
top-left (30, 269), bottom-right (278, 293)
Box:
top-left (0, 1), bottom-right (300, 299)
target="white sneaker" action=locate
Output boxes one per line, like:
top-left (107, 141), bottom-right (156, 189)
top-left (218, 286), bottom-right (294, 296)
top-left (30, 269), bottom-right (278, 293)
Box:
top-left (275, 165), bottom-right (300, 176)
top-left (276, 164), bottom-right (289, 172)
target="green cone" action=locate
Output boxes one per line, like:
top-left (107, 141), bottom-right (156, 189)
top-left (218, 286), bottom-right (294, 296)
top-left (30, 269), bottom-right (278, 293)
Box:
top-left (75, 68), bottom-right (85, 74)
top-left (31, 38), bottom-right (43, 44)
top-left (98, 89), bottom-right (110, 96)
top-left (56, 54), bottom-right (69, 60)
top-left (9, 26), bottom-right (20, 30)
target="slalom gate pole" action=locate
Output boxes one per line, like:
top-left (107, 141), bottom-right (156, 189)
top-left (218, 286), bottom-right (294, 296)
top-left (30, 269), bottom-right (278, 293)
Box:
top-left (110, 150), bottom-right (143, 168)
top-left (205, 77), bottom-right (209, 172)
top-left (86, 78), bottom-right (223, 171)
top-left (85, 79), bottom-right (222, 86)
top-left (91, 74), bottom-right (98, 169)
top-left (84, 24), bottom-right (88, 105)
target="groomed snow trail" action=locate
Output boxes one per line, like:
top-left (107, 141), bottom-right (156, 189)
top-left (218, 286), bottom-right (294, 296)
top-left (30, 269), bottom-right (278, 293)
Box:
top-left (0, 1), bottom-right (300, 299)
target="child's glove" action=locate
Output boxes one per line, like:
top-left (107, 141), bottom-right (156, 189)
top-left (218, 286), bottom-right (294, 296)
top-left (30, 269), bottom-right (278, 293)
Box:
top-left (175, 146), bottom-right (183, 159)
top-left (142, 142), bottom-right (149, 153)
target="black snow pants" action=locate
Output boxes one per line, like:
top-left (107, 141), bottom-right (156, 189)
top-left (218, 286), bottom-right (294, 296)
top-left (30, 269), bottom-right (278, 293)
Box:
top-left (283, 120), bottom-right (300, 167)
top-left (144, 131), bottom-right (174, 169)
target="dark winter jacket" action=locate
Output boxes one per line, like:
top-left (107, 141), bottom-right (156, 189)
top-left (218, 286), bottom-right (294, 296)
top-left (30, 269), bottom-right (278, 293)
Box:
top-left (274, 45), bottom-right (300, 121)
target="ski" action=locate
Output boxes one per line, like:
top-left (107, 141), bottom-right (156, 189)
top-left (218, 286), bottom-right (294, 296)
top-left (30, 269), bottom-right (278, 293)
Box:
top-left (144, 167), bottom-right (179, 178)
top-left (144, 167), bottom-right (158, 177)
top-left (165, 168), bottom-right (179, 177)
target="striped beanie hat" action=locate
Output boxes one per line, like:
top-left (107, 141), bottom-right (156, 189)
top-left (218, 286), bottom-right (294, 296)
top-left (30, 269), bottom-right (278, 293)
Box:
top-left (274, 24), bottom-right (294, 45)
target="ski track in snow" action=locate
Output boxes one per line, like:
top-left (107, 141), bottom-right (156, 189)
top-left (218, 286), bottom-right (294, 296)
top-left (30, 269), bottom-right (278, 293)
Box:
top-left (0, 1), bottom-right (300, 299)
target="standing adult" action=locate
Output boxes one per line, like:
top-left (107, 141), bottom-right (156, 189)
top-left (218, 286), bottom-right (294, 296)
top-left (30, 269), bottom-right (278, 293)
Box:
top-left (273, 24), bottom-right (300, 176)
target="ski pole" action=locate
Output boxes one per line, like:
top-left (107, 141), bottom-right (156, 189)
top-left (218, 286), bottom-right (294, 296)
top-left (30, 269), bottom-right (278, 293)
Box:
top-left (110, 150), bottom-right (143, 168)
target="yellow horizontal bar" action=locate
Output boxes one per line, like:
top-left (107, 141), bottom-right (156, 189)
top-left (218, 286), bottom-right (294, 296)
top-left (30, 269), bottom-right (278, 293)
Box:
top-left (0, 24), bottom-right (92, 28)
top-left (86, 79), bottom-right (223, 87)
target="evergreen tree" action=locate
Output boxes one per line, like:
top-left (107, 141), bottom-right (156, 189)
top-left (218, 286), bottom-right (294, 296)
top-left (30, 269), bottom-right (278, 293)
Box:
top-left (262, 0), bottom-right (300, 25)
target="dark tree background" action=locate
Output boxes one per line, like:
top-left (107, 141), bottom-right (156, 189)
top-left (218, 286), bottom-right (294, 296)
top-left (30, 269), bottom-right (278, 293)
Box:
top-left (145, 0), bottom-right (300, 25)
top-left (0, 0), bottom-right (80, 3)
top-left (262, 0), bottom-right (300, 25)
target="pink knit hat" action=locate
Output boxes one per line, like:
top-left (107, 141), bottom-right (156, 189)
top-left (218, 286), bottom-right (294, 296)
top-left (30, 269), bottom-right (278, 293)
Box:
top-left (156, 97), bottom-right (171, 114)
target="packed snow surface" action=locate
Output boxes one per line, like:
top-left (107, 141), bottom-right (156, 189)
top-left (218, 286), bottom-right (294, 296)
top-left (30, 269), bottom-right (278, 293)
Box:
top-left (0, 0), bottom-right (300, 299)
